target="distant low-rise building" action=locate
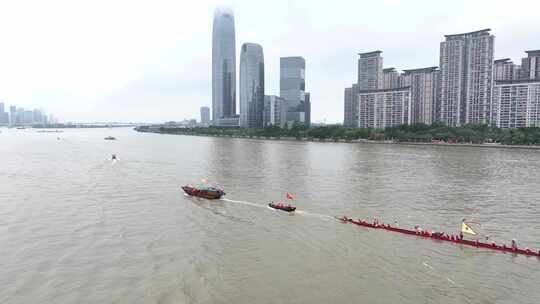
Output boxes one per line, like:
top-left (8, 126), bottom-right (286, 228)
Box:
top-left (200, 106), bottom-right (210, 124)
top-left (263, 95), bottom-right (286, 128)
top-left (215, 115), bottom-right (239, 127)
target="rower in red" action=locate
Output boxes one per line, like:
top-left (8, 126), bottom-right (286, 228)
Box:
top-left (511, 239), bottom-right (518, 250)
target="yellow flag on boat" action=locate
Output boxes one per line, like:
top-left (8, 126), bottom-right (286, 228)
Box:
top-left (461, 222), bottom-right (477, 235)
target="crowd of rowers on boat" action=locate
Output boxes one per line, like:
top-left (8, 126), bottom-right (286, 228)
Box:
top-left (339, 216), bottom-right (540, 256)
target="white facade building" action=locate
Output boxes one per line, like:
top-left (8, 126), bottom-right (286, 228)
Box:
top-left (492, 80), bottom-right (540, 128)
top-left (439, 29), bottom-right (494, 126)
top-left (358, 88), bottom-right (411, 129)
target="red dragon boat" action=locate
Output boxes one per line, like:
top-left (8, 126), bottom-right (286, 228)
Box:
top-left (338, 216), bottom-right (540, 257)
top-left (181, 185), bottom-right (225, 199)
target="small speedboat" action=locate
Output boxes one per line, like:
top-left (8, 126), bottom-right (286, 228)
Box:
top-left (182, 185), bottom-right (225, 199)
top-left (104, 136), bottom-right (116, 140)
top-left (268, 202), bottom-right (296, 212)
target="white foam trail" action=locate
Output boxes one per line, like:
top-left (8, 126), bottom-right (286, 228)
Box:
top-left (221, 198), bottom-right (263, 208)
top-left (222, 199), bottom-right (333, 221)
top-left (422, 262), bottom-right (433, 270)
top-left (446, 278), bottom-right (456, 285)
top-left (295, 210), bottom-right (334, 220)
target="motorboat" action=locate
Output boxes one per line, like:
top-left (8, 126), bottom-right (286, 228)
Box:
top-left (181, 185), bottom-right (225, 199)
top-left (268, 202), bottom-right (296, 212)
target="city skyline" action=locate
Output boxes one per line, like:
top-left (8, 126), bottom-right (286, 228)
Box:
top-left (0, 102), bottom-right (58, 126)
top-left (0, 0), bottom-right (539, 123)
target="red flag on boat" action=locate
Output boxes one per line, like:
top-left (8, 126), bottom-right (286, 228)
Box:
top-left (286, 192), bottom-right (294, 200)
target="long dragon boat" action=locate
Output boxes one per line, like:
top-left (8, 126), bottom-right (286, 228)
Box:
top-left (338, 217), bottom-right (540, 257)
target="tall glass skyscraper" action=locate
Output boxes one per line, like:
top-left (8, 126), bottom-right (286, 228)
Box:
top-left (212, 7), bottom-right (236, 125)
top-left (280, 57), bottom-right (309, 124)
top-left (239, 43), bottom-right (265, 128)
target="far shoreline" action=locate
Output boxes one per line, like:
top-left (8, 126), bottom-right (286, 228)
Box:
top-left (134, 128), bottom-right (540, 151)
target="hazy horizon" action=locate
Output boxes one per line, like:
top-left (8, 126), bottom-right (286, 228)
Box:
top-left (0, 0), bottom-right (538, 123)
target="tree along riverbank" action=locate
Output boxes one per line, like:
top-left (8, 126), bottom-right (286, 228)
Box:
top-left (135, 124), bottom-right (540, 148)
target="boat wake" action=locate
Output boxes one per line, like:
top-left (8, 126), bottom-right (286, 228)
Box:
top-left (221, 198), bottom-right (264, 208)
top-left (222, 198), bottom-right (333, 221)
top-left (422, 262), bottom-right (433, 270)
top-left (295, 210), bottom-right (334, 221)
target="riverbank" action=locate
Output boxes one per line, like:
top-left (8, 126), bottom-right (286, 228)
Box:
top-left (134, 126), bottom-right (540, 150)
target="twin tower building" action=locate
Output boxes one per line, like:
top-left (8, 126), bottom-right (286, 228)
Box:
top-left (212, 7), bottom-right (310, 128)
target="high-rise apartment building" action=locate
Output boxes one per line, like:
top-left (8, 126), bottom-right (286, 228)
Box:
top-left (263, 95), bottom-right (286, 128)
top-left (358, 51), bottom-right (383, 90)
top-left (23, 110), bottom-right (33, 124)
top-left (358, 88), bottom-right (411, 129)
top-left (344, 84), bottom-right (361, 127)
top-left (344, 51), bottom-right (384, 127)
top-left (33, 109), bottom-right (43, 124)
top-left (439, 29), bottom-right (494, 127)
top-left (200, 106), bottom-right (210, 124)
top-left (494, 58), bottom-right (520, 81)
top-left (280, 56), bottom-right (307, 124)
top-left (344, 87), bottom-right (354, 127)
top-left (239, 43), bottom-right (265, 128)
top-left (0, 102), bottom-right (8, 124)
top-left (491, 79), bottom-right (540, 128)
top-left (383, 68), bottom-right (400, 89)
top-left (304, 92), bottom-right (311, 125)
top-left (9, 106), bottom-right (16, 125)
top-left (212, 7), bottom-right (236, 125)
top-left (521, 50), bottom-right (540, 80)
top-left (401, 67), bottom-right (439, 124)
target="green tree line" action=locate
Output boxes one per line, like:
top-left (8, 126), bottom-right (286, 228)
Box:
top-left (136, 123), bottom-right (540, 145)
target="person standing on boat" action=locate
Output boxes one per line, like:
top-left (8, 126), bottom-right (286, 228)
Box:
top-left (511, 239), bottom-right (518, 250)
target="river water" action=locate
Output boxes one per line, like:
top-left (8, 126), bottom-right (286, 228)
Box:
top-left (1, 127), bottom-right (539, 304)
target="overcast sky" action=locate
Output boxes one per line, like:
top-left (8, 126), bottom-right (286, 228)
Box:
top-left (0, 0), bottom-right (538, 123)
